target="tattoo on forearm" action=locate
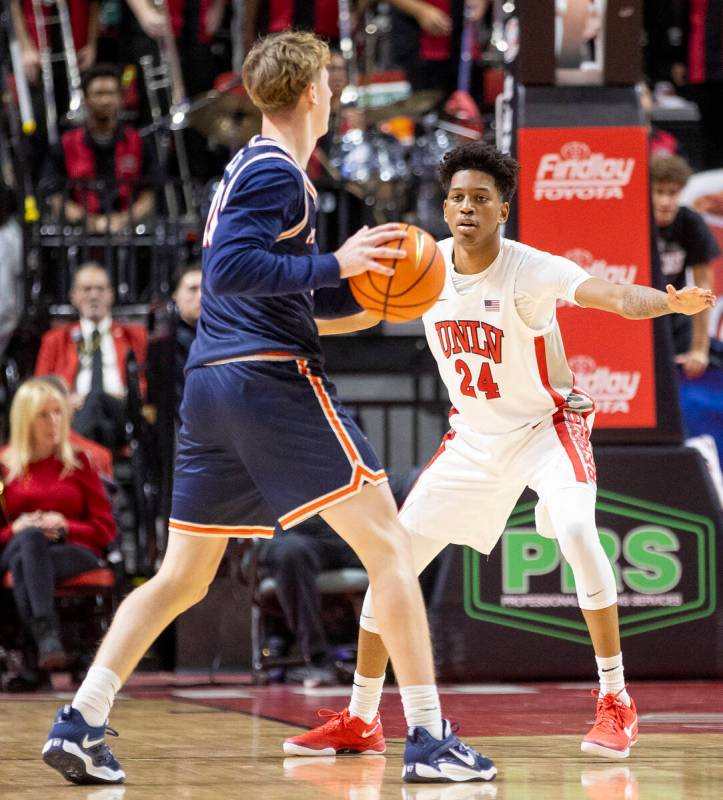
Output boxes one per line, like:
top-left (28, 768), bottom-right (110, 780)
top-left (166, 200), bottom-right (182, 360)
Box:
top-left (621, 286), bottom-right (670, 319)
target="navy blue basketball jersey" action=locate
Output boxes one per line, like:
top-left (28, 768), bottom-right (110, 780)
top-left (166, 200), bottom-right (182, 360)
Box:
top-left (187, 135), bottom-right (360, 370)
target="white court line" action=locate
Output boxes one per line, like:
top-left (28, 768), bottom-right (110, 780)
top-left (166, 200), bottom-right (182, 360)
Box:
top-left (172, 689), bottom-right (252, 699)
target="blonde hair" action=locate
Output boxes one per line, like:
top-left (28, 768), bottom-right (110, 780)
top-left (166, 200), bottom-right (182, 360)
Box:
top-left (242, 30), bottom-right (330, 115)
top-left (2, 378), bottom-right (79, 482)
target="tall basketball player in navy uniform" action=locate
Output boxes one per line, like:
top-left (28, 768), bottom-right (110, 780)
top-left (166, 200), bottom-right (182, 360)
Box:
top-left (41, 32), bottom-right (496, 786)
top-left (285, 143), bottom-right (715, 762)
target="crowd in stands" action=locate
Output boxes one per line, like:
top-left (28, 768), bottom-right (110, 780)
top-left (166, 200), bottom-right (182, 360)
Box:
top-left (0, 1), bottom-right (721, 688)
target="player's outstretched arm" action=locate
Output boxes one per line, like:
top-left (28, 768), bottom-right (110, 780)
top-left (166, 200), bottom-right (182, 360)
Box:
top-left (335, 224), bottom-right (407, 279)
top-left (316, 310), bottom-right (382, 336)
top-left (575, 277), bottom-right (716, 320)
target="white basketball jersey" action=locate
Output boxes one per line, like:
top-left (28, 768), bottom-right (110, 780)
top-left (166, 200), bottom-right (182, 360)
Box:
top-left (423, 237), bottom-right (579, 435)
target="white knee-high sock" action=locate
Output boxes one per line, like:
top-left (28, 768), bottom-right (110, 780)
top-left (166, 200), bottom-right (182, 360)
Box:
top-left (400, 685), bottom-right (443, 740)
top-left (72, 665), bottom-right (122, 727)
top-left (348, 671), bottom-right (385, 724)
top-left (596, 653), bottom-right (630, 706)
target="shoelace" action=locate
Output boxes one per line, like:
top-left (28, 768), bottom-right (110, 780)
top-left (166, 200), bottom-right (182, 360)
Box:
top-left (449, 721), bottom-right (473, 752)
top-left (316, 709), bottom-right (347, 729)
top-left (417, 720), bottom-right (477, 764)
top-left (87, 726), bottom-right (120, 765)
top-left (590, 689), bottom-right (628, 734)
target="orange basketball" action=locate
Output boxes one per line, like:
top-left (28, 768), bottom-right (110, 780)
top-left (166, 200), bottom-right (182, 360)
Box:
top-left (349, 224), bottom-right (446, 322)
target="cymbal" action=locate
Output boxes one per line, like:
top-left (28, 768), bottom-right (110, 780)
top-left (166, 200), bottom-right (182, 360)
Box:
top-left (188, 89), bottom-right (259, 138)
top-left (197, 113), bottom-right (261, 149)
top-left (358, 90), bottom-right (443, 124)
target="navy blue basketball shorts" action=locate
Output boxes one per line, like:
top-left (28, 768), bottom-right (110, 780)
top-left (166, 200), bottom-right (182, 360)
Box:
top-left (169, 358), bottom-right (387, 539)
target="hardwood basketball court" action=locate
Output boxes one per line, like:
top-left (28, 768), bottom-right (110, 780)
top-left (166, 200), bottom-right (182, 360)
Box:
top-left (1, 678), bottom-right (722, 799)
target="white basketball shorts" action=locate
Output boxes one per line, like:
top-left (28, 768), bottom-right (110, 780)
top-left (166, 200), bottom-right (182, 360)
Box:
top-left (399, 409), bottom-right (597, 554)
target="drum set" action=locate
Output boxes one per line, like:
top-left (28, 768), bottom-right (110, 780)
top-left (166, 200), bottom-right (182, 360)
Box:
top-left (331, 74), bottom-right (489, 233)
top-left (186, 77), bottom-right (480, 234)
top-left (329, 107), bottom-right (460, 235)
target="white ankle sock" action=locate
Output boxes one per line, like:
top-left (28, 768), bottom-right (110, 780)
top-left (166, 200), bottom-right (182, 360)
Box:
top-left (596, 653), bottom-right (630, 706)
top-left (400, 685), bottom-right (443, 740)
top-left (348, 671), bottom-right (385, 724)
top-left (72, 665), bottom-right (122, 727)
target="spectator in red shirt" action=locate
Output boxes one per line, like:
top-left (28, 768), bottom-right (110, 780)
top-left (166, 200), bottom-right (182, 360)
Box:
top-left (0, 378), bottom-right (116, 670)
top-left (10, 0), bottom-right (101, 180)
top-left (388, 0), bottom-right (489, 98)
top-left (35, 263), bottom-right (148, 449)
top-left (40, 374), bottom-right (115, 480)
top-left (249, 0), bottom-right (342, 43)
top-left (10, 0), bottom-right (100, 84)
top-left (124, 0), bottom-right (228, 103)
top-left (40, 64), bottom-right (156, 234)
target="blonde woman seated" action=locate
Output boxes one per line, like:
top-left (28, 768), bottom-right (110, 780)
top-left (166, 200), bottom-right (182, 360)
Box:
top-left (0, 378), bottom-right (115, 670)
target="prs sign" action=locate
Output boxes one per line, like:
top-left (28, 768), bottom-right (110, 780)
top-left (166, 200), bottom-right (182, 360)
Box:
top-left (463, 489), bottom-right (717, 645)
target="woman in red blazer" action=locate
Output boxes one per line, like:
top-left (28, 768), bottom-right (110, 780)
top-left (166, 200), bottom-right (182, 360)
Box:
top-left (0, 378), bottom-right (116, 670)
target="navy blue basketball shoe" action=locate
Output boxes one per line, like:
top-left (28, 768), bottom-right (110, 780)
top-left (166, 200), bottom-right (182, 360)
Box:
top-left (42, 705), bottom-right (125, 784)
top-left (402, 720), bottom-right (497, 783)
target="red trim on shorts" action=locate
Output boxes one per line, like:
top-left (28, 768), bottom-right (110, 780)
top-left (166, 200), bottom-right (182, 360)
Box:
top-left (276, 358), bottom-right (387, 528)
top-left (278, 463), bottom-right (387, 528)
top-left (168, 519), bottom-right (275, 538)
top-left (534, 337), bottom-right (588, 484)
top-left (296, 358), bottom-right (362, 464)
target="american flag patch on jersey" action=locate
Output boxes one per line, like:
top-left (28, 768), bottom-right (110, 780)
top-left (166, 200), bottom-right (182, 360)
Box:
top-left (484, 299), bottom-right (500, 312)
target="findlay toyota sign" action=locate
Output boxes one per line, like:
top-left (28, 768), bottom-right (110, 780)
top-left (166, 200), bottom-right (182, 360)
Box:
top-left (533, 141), bottom-right (636, 201)
top-left (517, 125), bottom-right (656, 430)
top-left (463, 490), bottom-right (717, 645)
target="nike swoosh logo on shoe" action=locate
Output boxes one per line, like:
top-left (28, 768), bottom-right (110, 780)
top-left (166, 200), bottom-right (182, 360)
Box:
top-left (81, 734), bottom-right (106, 749)
top-left (623, 725), bottom-right (636, 740)
top-left (360, 723), bottom-right (380, 738)
top-left (450, 748), bottom-right (477, 767)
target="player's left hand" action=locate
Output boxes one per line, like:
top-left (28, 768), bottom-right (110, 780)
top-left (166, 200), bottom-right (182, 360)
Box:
top-left (665, 284), bottom-right (716, 315)
top-left (674, 349), bottom-right (709, 379)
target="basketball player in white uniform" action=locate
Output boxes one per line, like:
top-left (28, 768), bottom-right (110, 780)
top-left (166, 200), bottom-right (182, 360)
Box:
top-left (289, 143), bottom-right (715, 763)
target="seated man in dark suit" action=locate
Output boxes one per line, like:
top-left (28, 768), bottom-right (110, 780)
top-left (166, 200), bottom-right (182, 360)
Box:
top-left (172, 263), bottom-right (202, 418)
top-left (35, 262), bottom-right (147, 449)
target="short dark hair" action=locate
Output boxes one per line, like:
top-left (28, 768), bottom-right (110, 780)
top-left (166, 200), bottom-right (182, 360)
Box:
top-left (172, 262), bottom-right (202, 291)
top-left (82, 63), bottom-right (121, 95)
top-left (439, 143), bottom-right (519, 203)
top-left (649, 155), bottom-right (692, 188)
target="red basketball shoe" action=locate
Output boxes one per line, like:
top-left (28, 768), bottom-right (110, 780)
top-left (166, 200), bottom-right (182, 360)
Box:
top-left (283, 708), bottom-right (386, 756)
top-left (581, 690), bottom-right (638, 759)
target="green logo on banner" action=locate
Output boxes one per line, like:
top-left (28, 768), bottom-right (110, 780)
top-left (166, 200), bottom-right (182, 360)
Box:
top-left (463, 489), bottom-right (717, 644)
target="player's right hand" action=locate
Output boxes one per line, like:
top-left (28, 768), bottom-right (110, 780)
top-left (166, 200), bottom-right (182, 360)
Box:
top-left (665, 283), bottom-right (716, 315)
top-left (335, 224), bottom-right (406, 279)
